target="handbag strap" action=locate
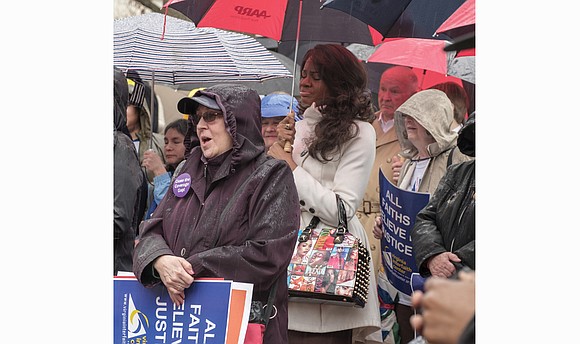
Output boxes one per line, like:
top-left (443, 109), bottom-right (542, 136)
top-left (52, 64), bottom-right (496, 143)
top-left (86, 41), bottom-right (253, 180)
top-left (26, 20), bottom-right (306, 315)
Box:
top-left (263, 279), bottom-right (278, 327)
top-left (298, 194), bottom-right (349, 244)
top-left (298, 214), bottom-right (320, 242)
top-left (334, 194), bottom-right (348, 244)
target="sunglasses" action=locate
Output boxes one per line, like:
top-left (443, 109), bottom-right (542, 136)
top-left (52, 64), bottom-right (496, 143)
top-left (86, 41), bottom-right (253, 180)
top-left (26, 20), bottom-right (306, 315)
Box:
top-left (193, 110), bottom-right (223, 124)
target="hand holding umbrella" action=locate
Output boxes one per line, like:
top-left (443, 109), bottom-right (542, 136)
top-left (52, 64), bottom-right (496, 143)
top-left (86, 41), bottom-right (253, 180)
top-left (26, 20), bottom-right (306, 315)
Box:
top-left (267, 115), bottom-right (297, 169)
top-left (282, 112), bottom-right (296, 152)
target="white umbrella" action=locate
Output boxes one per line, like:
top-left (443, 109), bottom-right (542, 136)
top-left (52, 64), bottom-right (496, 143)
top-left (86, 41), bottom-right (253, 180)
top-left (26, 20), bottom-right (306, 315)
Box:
top-left (114, 13), bottom-right (292, 85)
top-left (114, 13), bottom-right (293, 145)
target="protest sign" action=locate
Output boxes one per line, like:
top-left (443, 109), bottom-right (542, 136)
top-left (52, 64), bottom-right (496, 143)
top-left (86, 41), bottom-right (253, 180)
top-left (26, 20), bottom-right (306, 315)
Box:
top-left (113, 277), bottom-right (252, 344)
top-left (378, 169), bottom-right (430, 297)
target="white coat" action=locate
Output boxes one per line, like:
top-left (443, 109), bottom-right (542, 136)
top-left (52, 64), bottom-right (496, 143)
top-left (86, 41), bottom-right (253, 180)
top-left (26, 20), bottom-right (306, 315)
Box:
top-left (288, 105), bottom-right (382, 343)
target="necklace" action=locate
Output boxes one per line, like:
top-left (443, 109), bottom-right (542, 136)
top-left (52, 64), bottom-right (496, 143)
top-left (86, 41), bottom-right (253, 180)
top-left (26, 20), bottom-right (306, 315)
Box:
top-left (410, 156), bottom-right (431, 162)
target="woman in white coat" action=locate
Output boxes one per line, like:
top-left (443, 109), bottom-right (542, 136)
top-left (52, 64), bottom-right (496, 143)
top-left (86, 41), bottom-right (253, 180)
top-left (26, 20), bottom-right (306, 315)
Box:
top-left (269, 44), bottom-right (382, 344)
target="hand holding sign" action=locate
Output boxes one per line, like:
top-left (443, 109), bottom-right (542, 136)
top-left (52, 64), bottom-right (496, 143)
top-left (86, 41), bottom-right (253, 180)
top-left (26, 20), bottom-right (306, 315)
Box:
top-left (153, 255), bottom-right (195, 306)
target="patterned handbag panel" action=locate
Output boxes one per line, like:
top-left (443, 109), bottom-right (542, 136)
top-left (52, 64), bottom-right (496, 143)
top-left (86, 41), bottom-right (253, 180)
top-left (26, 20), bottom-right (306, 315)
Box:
top-left (288, 226), bottom-right (361, 298)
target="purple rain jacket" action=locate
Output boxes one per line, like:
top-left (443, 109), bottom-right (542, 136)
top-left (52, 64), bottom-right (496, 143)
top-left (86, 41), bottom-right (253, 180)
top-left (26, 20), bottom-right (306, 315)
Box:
top-left (133, 84), bottom-right (300, 343)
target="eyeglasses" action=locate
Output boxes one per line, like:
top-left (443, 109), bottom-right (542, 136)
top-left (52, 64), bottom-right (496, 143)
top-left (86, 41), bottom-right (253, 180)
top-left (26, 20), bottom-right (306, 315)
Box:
top-left (194, 110), bottom-right (223, 124)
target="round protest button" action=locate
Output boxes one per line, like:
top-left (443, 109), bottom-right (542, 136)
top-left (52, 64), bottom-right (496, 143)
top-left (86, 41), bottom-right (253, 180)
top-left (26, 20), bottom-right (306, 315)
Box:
top-left (172, 173), bottom-right (191, 197)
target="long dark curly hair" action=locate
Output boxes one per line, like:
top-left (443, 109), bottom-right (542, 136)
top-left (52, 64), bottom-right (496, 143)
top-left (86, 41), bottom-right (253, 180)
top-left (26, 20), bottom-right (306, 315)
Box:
top-left (300, 44), bottom-right (375, 162)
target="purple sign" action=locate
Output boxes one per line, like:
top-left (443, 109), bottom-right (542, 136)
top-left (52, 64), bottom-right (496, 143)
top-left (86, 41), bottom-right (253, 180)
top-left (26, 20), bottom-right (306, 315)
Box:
top-left (172, 173), bottom-right (191, 197)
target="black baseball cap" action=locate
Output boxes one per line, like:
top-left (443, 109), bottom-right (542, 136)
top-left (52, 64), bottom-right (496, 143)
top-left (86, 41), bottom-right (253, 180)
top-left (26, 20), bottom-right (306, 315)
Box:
top-left (177, 93), bottom-right (220, 114)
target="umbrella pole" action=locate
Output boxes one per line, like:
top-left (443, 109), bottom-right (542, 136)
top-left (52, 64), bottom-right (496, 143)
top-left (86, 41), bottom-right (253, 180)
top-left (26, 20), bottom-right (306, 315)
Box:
top-left (290, 0), bottom-right (303, 102)
top-left (284, 0), bottom-right (303, 153)
top-left (149, 71), bottom-right (155, 150)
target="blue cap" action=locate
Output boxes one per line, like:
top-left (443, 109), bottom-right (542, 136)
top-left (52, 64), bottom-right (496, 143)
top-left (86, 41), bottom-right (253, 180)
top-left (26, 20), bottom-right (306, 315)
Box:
top-left (261, 93), bottom-right (300, 121)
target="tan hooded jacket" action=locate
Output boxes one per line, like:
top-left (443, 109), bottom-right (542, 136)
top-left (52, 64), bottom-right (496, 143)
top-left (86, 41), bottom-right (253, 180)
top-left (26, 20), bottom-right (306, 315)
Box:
top-left (394, 89), bottom-right (471, 194)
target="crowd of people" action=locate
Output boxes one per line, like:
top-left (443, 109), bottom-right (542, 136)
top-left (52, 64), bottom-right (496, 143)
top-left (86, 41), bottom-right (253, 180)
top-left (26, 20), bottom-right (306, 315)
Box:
top-left (114, 41), bottom-right (476, 344)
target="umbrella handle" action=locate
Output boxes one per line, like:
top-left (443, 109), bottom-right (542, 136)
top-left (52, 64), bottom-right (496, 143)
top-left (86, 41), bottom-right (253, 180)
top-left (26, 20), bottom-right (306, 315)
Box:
top-left (283, 112), bottom-right (295, 153)
top-left (284, 141), bottom-right (292, 152)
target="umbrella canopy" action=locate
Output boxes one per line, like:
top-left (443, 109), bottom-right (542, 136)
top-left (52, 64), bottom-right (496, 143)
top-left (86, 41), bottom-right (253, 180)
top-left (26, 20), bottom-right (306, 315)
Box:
top-left (163, 0), bottom-right (384, 103)
top-left (172, 51), bottom-right (301, 96)
top-left (164, 0), bottom-right (383, 46)
top-left (321, 0), bottom-right (467, 40)
top-left (345, 43), bottom-right (464, 111)
top-left (364, 62), bottom-right (465, 92)
top-left (113, 13), bottom-right (292, 85)
top-left (367, 38), bottom-right (475, 84)
top-left (435, 0), bottom-right (475, 40)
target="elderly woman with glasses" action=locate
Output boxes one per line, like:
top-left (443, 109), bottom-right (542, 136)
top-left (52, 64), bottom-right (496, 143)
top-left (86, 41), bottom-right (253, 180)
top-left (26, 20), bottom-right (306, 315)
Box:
top-left (132, 84), bottom-right (301, 344)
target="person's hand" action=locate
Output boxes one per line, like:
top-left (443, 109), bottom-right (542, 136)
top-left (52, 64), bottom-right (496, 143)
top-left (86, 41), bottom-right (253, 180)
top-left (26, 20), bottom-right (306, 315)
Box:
top-left (276, 113), bottom-right (296, 148)
top-left (153, 255), bottom-right (195, 306)
top-left (142, 149), bottom-right (166, 176)
top-left (410, 271), bottom-right (475, 344)
top-left (391, 154), bottom-right (404, 183)
top-left (427, 252), bottom-right (462, 278)
top-left (372, 215), bottom-right (382, 240)
top-left (268, 139), bottom-right (297, 170)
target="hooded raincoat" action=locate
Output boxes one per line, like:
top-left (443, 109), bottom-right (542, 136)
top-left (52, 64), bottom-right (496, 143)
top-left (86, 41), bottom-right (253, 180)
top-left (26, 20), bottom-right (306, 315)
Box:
top-left (378, 89), bottom-right (472, 309)
top-left (394, 89), bottom-right (471, 194)
top-left (114, 67), bottom-right (145, 275)
top-left (133, 84), bottom-right (300, 343)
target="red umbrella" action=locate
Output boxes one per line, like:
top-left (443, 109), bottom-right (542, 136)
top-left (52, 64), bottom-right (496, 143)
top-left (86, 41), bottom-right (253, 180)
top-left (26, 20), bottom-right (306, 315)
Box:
top-left (163, 0), bottom-right (386, 102)
top-left (435, 0), bottom-right (475, 39)
top-left (367, 38), bottom-right (475, 85)
top-left (164, 0), bottom-right (384, 45)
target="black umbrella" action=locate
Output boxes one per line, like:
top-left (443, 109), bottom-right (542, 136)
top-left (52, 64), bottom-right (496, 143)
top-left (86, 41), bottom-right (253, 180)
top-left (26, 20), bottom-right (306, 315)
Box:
top-left (321, 0), bottom-right (467, 40)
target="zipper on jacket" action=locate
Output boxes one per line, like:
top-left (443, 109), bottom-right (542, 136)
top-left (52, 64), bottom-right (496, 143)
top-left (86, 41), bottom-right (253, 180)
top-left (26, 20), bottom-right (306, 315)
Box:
top-left (451, 183), bottom-right (475, 253)
top-left (194, 202), bottom-right (205, 229)
top-left (456, 184), bottom-right (475, 227)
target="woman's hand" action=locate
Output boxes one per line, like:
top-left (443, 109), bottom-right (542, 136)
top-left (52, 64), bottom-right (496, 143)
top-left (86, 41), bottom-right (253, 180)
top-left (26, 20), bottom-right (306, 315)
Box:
top-left (391, 154), bottom-right (405, 183)
top-left (276, 113), bottom-right (296, 149)
top-left (372, 215), bottom-right (382, 240)
top-left (153, 255), bottom-right (195, 306)
top-left (268, 142), bottom-right (297, 170)
top-left (142, 149), bottom-right (166, 176)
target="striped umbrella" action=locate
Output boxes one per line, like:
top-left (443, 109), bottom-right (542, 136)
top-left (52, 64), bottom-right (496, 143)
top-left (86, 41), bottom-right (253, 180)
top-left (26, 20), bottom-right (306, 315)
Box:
top-left (114, 13), bottom-right (292, 85)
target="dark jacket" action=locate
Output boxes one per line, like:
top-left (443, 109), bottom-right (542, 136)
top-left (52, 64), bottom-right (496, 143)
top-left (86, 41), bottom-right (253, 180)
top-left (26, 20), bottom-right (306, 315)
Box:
top-left (412, 111), bottom-right (476, 276)
top-left (133, 84), bottom-right (300, 344)
top-left (411, 159), bottom-right (475, 276)
top-left (114, 67), bottom-right (145, 275)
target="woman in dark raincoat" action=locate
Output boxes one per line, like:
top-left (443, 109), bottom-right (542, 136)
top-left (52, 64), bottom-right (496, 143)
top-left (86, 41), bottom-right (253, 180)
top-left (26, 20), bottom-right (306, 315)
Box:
top-left (113, 67), bottom-right (146, 275)
top-left (133, 84), bottom-right (300, 343)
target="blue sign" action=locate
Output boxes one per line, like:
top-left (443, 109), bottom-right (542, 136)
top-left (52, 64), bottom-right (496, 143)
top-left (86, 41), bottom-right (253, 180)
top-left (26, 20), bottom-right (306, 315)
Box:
top-left (378, 169), bottom-right (430, 297)
top-left (114, 278), bottom-right (232, 344)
